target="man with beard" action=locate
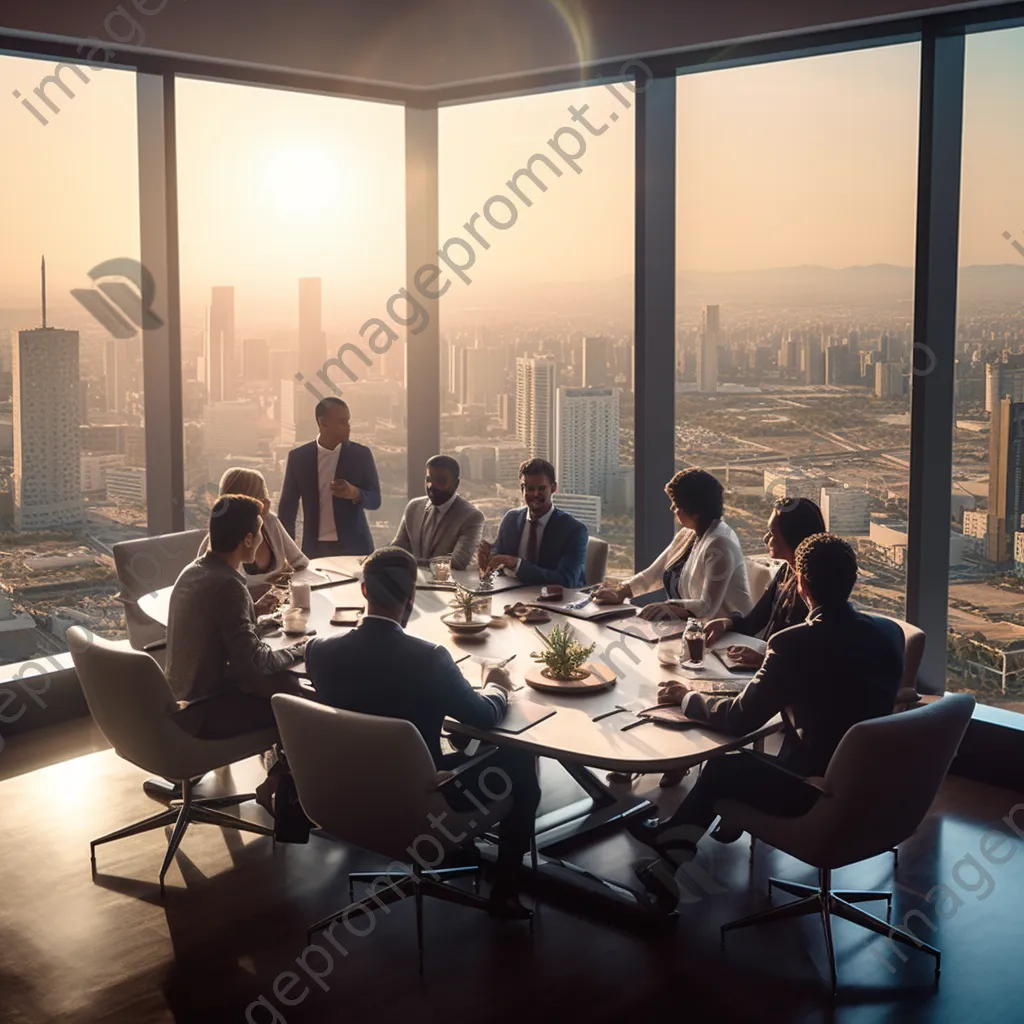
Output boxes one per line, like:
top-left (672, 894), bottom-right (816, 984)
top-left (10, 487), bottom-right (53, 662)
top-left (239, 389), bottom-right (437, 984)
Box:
top-left (479, 458), bottom-right (588, 588)
top-left (391, 455), bottom-right (485, 571)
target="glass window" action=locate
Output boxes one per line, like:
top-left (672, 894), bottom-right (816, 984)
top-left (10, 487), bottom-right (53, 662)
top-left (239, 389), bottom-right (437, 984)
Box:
top-left (175, 80), bottom-right (406, 547)
top-left (675, 46), bottom-right (920, 618)
top-left (439, 85), bottom-right (635, 574)
top-left (948, 27), bottom-right (1024, 710)
top-left (0, 56), bottom-right (142, 659)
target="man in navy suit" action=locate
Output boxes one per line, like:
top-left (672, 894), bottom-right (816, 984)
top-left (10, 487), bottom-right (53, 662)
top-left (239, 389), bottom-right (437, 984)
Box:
top-left (278, 397), bottom-right (381, 558)
top-left (305, 547), bottom-right (540, 919)
top-left (479, 458), bottom-right (588, 588)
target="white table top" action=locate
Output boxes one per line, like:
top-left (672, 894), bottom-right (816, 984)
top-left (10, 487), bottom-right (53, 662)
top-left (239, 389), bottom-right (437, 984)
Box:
top-left (138, 556), bottom-right (778, 773)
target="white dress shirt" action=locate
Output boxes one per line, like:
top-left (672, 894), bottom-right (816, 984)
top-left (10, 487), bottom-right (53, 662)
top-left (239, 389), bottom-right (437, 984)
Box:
top-left (317, 440), bottom-right (341, 542)
top-left (512, 505), bottom-right (554, 577)
top-left (420, 492), bottom-right (458, 555)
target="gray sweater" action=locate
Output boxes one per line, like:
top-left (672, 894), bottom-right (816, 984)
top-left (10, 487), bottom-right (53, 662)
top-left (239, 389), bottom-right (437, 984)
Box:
top-left (165, 554), bottom-right (297, 704)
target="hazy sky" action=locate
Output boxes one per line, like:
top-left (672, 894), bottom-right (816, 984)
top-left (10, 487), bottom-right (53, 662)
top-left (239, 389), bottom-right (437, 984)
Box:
top-left (0, 28), bottom-right (1022, 329)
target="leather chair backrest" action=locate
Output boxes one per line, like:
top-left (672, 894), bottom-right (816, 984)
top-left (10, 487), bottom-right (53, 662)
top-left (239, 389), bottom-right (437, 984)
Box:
top-left (585, 537), bottom-right (610, 587)
top-left (816, 693), bottom-right (975, 862)
top-left (272, 694), bottom-right (440, 862)
top-left (67, 625), bottom-right (186, 775)
top-left (112, 530), bottom-right (206, 649)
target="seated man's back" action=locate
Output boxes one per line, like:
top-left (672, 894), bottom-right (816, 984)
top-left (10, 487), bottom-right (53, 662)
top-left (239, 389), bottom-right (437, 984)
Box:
top-left (306, 616), bottom-right (506, 764)
top-left (763, 606), bottom-right (903, 775)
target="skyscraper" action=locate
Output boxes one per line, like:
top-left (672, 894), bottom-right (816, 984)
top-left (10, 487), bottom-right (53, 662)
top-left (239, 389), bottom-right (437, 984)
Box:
top-left (802, 335), bottom-right (825, 385)
top-left (14, 323), bottom-right (84, 531)
top-left (555, 387), bottom-right (619, 500)
top-left (986, 397), bottom-right (1024, 563)
top-left (698, 304), bottom-right (719, 393)
top-left (515, 356), bottom-right (556, 462)
top-left (298, 277), bottom-right (325, 378)
top-left (874, 361), bottom-right (904, 398)
top-left (205, 286), bottom-right (235, 403)
top-left (582, 336), bottom-right (611, 388)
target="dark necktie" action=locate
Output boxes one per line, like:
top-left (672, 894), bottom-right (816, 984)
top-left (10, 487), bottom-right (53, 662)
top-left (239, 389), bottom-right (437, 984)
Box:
top-left (526, 516), bottom-right (540, 564)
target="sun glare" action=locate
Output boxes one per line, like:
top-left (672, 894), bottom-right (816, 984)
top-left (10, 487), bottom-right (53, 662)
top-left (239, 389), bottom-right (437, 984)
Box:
top-left (261, 143), bottom-right (343, 220)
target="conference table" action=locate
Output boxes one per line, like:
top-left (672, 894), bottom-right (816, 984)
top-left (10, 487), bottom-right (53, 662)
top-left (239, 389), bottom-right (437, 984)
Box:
top-left (139, 556), bottom-right (780, 919)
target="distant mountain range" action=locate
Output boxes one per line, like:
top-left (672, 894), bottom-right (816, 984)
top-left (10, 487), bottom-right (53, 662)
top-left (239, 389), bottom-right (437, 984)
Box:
top-left (451, 263), bottom-right (1024, 319)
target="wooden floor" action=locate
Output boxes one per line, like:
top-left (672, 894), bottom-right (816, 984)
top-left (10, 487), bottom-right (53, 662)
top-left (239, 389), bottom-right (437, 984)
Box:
top-left (2, 721), bottom-right (1023, 1024)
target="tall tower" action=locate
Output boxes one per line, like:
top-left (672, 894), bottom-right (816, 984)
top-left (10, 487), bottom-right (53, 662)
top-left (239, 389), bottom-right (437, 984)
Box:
top-left (13, 260), bottom-right (84, 530)
top-left (556, 387), bottom-right (619, 499)
top-left (515, 356), bottom-right (556, 462)
top-left (582, 336), bottom-right (611, 388)
top-left (298, 277), bottom-right (325, 377)
top-left (698, 304), bottom-right (719, 393)
top-left (205, 286), bottom-right (235, 403)
top-left (987, 397), bottom-right (1024, 563)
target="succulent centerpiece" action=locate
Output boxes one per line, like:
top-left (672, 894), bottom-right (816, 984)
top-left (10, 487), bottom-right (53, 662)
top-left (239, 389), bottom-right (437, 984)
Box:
top-left (531, 623), bottom-right (596, 682)
top-left (449, 585), bottom-right (478, 623)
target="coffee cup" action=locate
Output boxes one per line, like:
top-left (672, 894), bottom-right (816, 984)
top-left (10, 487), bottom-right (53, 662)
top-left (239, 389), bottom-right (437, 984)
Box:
top-left (290, 581), bottom-right (311, 610)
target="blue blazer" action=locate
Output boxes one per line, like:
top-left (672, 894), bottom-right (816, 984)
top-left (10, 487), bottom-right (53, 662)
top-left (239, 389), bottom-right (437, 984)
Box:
top-left (278, 439), bottom-right (381, 557)
top-left (305, 616), bottom-right (508, 766)
top-left (493, 506), bottom-right (588, 588)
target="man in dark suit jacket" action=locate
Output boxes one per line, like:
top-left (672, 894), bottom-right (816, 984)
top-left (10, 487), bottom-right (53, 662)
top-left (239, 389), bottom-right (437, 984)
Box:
top-left (479, 458), bottom-right (588, 588)
top-left (305, 546), bottom-right (540, 918)
top-left (629, 534), bottom-right (904, 886)
top-left (278, 397), bottom-right (381, 558)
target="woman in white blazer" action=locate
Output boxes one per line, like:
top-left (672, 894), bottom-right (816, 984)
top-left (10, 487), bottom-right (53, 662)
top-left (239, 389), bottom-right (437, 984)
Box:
top-left (595, 468), bottom-right (753, 621)
top-left (197, 467), bottom-right (310, 590)
top-left (594, 468), bottom-right (752, 787)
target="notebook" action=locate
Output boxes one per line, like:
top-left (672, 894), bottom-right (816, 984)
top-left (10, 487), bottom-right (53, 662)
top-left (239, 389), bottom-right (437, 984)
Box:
top-left (524, 592), bottom-right (639, 623)
top-left (607, 617), bottom-right (688, 643)
top-left (492, 698), bottom-right (557, 734)
top-left (448, 568), bottom-right (527, 595)
top-left (710, 632), bottom-right (768, 672)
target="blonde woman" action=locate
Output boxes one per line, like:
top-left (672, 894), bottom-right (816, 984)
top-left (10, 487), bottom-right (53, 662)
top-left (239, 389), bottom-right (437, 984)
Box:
top-left (198, 468), bottom-right (309, 589)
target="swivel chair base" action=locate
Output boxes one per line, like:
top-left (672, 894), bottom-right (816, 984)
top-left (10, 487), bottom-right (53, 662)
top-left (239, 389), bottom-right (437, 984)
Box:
top-left (721, 867), bottom-right (940, 992)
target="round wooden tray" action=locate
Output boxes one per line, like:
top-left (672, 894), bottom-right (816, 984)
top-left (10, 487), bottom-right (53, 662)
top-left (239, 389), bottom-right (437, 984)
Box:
top-left (525, 661), bottom-right (616, 694)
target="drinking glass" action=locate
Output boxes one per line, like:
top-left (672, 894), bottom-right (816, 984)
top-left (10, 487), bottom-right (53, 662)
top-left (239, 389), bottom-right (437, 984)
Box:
top-left (430, 555), bottom-right (452, 582)
top-left (657, 636), bottom-right (682, 668)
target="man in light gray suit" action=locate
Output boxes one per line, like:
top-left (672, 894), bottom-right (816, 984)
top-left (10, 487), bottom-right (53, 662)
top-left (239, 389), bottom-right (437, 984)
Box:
top-left (392, 455), bottom-right (485, 571)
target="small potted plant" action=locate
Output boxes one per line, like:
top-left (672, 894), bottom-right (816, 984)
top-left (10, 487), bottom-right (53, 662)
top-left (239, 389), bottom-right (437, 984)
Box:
top-left (531, 623), bottom-right (596, 682)
top-left (450, 585), bottom-right (478, 623)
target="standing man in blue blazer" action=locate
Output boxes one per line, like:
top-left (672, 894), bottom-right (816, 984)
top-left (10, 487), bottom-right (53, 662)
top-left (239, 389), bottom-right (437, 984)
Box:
top-left (278, 397), bottom-right (381, 558)
top-left (479, 458), bottom-right (588, 588)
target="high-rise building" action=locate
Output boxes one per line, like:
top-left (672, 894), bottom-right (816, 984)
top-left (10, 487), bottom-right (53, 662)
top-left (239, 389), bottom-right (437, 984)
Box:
top-left (241, 338), bottom-right (270, 382)
top-left (802, 335), bottom-right (825, 385)
top-left (553, 492), bottom-right (601, 536)
top-left (205, 285), bottom-right (235, 404)
top-left (555, 387), bottom-right (619, 501)
top-left (498, 392), bottom-right (516, 433)
top-left (294, 277), bottom-right (326, 429)
top-left (205, 400), bottom-right (274, 459)
top-left (614, 339), bottom-right (633, 391)
top-left (463, 348), bottom-right (504, 410)
top-left (582, 336), bottom-right (611, 388)
top-left (820, 485), bottom-right (871, 536)
top-left (104, 338), bottom-right (122, 414)
top-left (986, 397), bottom-right (1024, 563)
top-left (698, 305), bottom-right (719, 393)
top-left (14, 325), bottom-right (84, 530)
top-left (985, 357), bottom-right (1024, 414)
top-left (515, 356), bottom-right (556, 462)
top-left (874, 361), bottom-right (904, 399)
top-left (298, 277), bottom-right (325, 377)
